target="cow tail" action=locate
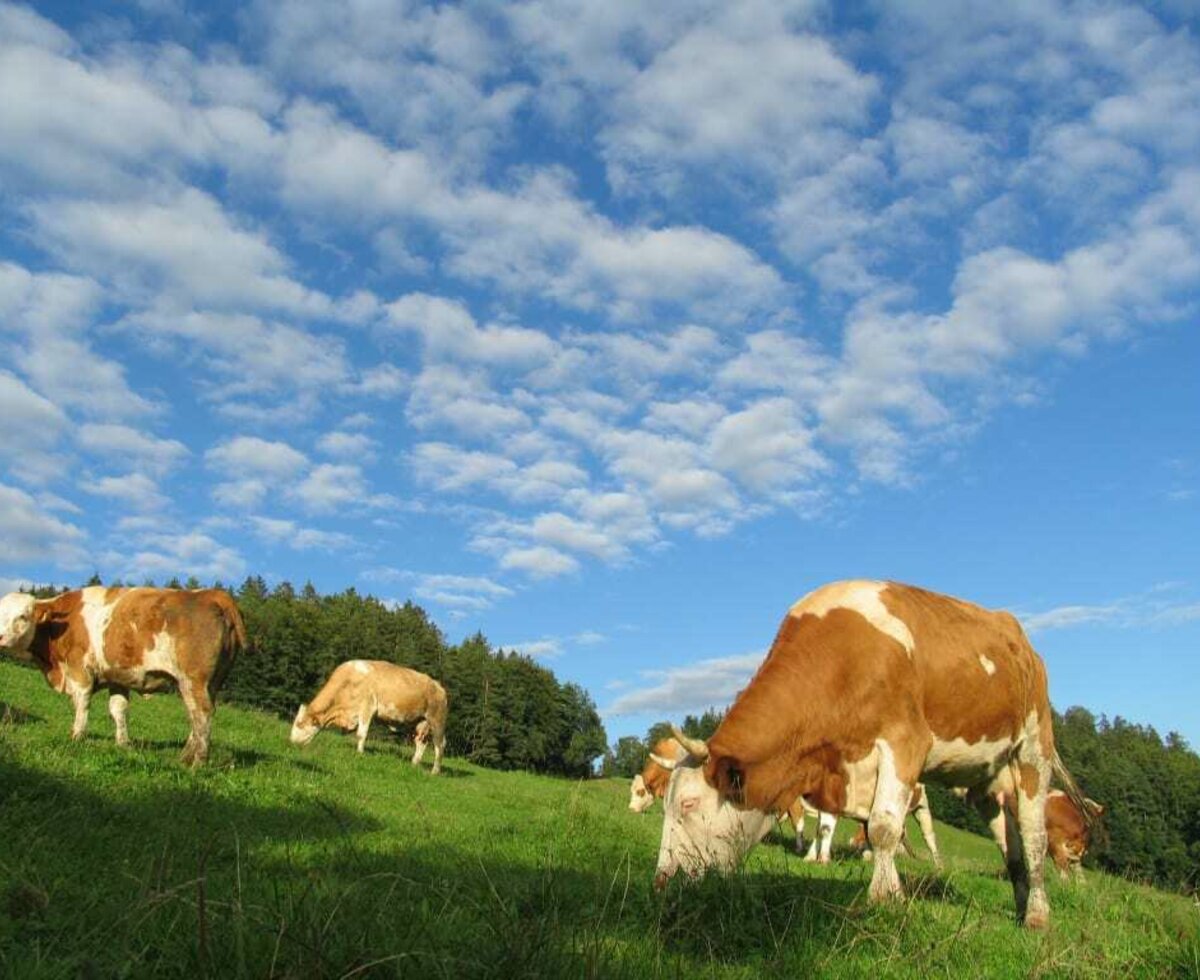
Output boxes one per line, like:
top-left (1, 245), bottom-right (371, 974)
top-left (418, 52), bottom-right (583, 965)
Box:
top-left (1051, 745), bottom-right (1105, 841)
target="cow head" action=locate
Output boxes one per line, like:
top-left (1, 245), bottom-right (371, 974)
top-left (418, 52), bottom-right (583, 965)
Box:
top-left (0, 593), bottom-right (37, 659)
top-left (289, 704), bottom-right (320, 745)
top-left (629, 773), bottom-right (654, 813)
top-left (653, 727), bottom-right (773, 889)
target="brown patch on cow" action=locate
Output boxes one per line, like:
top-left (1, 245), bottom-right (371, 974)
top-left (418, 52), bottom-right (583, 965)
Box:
top-left (640, 738), bottom-right (684, 799)
top-left (1019, 763), bottom-right (1041, 799)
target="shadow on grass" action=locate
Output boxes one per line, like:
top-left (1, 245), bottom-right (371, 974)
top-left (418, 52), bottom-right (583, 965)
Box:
top-left (0, 700), bottom-right (43, 725)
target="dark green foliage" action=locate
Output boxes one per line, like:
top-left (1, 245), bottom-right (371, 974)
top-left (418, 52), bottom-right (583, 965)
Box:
top-left (611, 736), bottom-right (649, 778)
top-left (1053, 706), bottom-right (1200, 892)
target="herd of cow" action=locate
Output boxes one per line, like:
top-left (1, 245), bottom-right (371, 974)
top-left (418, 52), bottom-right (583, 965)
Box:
top-left (0, 578), bottom-right (1101, 930)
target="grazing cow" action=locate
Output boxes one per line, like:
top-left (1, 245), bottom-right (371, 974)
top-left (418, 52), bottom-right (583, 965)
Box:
top-left (847, 783), bottom-right (943, 868)
top-left (290, 659), bottom-right (448, 773)
top-left (629, 737), bottom-right (688, 813)
top-left (648, 747), bottom-right (839, 862)
top-left (970, 788), bottom-right (1103, 880)
top-left (653, 580), bottom-right (1093, 929)
top-left (0, 587), bottom-right (245, 766)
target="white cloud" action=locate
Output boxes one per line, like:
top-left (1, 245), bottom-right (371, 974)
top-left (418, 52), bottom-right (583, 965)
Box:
top-left (79, 472), bottom-right (170, 512)
top-left (0, 481), bottom-right (87, 566)
top-left (316, 431), bottom-right (378, 461)
top-left (206, 436), bottom-right (309, 479)
top-left (249, 516), bottom-right (354, 551)
top-left (498, 544), bottom-right (579, 579)
top-left (604, 650), bottom-right (763, 717)
top-left (28, 189), bottom-right (336, 317)
top-left (115, 530), bottom-right (245, 583)
top-left (77, 423), bottom-right (188, 476)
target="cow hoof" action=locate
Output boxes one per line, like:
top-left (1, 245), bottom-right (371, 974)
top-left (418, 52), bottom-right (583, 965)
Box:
top-left (1023, 909), bottom-right (1049, 930)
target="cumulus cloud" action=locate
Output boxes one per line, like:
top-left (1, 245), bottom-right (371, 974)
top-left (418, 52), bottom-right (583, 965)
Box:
top-left (0, 481), bottom-right (87, 567)
top-left (604, 650), bottom-right (763, 717)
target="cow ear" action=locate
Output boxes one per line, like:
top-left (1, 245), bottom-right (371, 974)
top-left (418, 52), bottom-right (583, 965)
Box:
top-left (714, 755), bottom-right (746, 805)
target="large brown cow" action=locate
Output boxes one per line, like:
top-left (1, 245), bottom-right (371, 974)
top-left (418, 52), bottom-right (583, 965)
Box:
top-left (654, 580), bottom-right (1093, 929)
top-left (290, 659), bottom-right (448, 773)
top-left (0, 587), bottom-right (245, 766)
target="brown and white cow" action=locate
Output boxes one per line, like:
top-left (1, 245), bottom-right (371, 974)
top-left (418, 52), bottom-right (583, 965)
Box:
top-left (0, 587), bottom-right (245, 766)
top-left (971, 788), bottom-right (1103, 880)
top-left (654, 580), bottom-right (1093, 929)
top-left (629, 737), bottom-right (688, 813)
top-left (633, 737), bottom-right (839, 862)
top-left (290, 659), bottom-right (448, 773)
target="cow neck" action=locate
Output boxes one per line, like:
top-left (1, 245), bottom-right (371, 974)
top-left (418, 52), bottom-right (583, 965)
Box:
top-left (704, 608), bottom-right (890, 815)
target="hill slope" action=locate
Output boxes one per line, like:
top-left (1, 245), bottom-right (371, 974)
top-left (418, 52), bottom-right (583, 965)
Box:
top-left (0, 660), bottom-right (1195, 978)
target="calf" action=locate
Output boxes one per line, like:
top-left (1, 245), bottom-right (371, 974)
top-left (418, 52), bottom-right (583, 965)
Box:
top-left (290, 659), bottom-right (448, 773)
top-left (0, 587), bottom-right (245, 766)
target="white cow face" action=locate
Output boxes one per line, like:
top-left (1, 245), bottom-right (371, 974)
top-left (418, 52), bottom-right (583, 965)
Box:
top-left (0, 593), bottom-right (37, 658)
top-left (653, 763), bottom-right (773, 889)
top-left (289, 704), bottom-right (320, 745)
top-left (629, 773), bottom-right (654, 813)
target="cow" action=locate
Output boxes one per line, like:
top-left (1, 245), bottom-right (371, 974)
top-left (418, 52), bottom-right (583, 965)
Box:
top-left (846, 783), bottom-right (943, 868)
top-left (645, 743), bottom-right (839, 862)
top-left (0, 587), bottom-right (245, 766)
top-left (967, 788), bottom-right (1103, 880)
top-left (290, 659), bottom-right (448, 773)
top-left (629, 737), bottom-right (688, 813)
top-left (653, 580), bottom-right (1094, 930)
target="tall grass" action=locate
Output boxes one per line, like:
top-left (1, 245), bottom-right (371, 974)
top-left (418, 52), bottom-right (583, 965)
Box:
top-left (0, 660), bottom-right (1195, 978)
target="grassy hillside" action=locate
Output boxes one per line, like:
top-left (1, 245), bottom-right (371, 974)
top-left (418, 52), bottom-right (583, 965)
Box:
top-left (0, 660), bottom-right (1195, 979)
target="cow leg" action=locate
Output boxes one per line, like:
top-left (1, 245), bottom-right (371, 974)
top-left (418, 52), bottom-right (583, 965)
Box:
top-left (108, 687), bottom-right (131, 747)
top-left (412, 722), bottom-right (428, 767)
top-left (812, 810), bottom-right (835, 864)
top-left (67, 678), bottom-right (92, 741)
top-left (1007, 755), bottom-right (1051, 930)
top-left (913, 795), bottom-right (942, 869)
top-left (355, 714), bottom-right (371, 754)
top-left (177, 677), bottom-right (213, 767)
top-left (866, 739), bottom-right (913, 903)
top-left (971, 789), bottom-right (1008, 862)
top-left (430, 722), bottom-right (445, 775)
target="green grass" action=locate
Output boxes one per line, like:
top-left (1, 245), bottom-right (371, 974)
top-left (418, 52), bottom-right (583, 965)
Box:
top-left (1, 660), bottom-right (1196, 979)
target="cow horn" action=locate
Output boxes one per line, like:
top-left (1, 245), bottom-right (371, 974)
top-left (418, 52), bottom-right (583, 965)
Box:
top-left (648, 753), bottom-right (677, 770)
top-left (671, 724), bottom-right (709, 761)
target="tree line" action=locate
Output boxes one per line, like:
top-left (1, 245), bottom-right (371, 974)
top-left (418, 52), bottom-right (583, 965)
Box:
top-left (606, 706), bottom-right (1200, 893)
top-left (23, 576), bottom-right (608, 779)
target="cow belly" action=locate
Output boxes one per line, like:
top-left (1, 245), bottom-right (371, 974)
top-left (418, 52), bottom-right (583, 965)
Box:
top-left (375, 701), bottom-right (420, 725)
top-left (89, 628), bottom-right (180, 691)
top-left (922, 733), bottom-right (1015, 785)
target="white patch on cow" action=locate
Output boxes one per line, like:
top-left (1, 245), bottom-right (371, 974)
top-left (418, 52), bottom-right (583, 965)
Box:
top-left (0, 592), bottom-right (36, 652)
top-left (354, 661), bottom-right (371, 675)
top-left (978, 654), bottom-right (996, 676)
top-left (789, 580), bottom-right (914, 656)
top-left (144, 629), bottom-right (178, 677)
top-left (840, 746), bottom-right (883, 821)
top-left (80, 586), bottom-right (119, 671)
top-left (924, 732), bottom-right (1016, 782)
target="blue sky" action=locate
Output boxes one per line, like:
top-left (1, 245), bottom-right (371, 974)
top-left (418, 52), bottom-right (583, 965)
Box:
top-left (1, 0), bottom-right (1197, 748)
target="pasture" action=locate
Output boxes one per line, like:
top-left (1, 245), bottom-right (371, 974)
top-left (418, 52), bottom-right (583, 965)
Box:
top-left (0, 660), bottom-right (1195, 979)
